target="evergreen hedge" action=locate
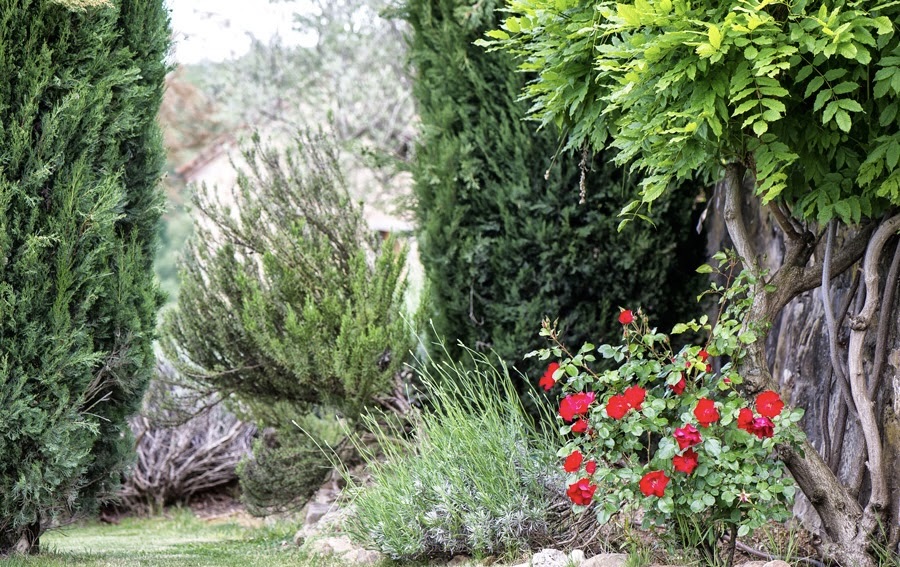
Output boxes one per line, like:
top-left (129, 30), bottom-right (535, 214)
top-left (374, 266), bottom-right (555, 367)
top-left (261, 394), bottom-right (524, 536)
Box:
top-left (402, 0), bottom-right (705, 380)
top-left (0, 0), bottom-right (168, 552)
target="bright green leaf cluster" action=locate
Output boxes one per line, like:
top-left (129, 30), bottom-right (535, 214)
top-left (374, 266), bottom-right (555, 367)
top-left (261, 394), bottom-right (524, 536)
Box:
top-left (487, 0), bottom-right (900, 224)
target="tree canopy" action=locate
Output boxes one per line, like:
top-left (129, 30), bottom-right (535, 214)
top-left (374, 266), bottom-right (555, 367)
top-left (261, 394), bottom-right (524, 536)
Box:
top-left (488, 1), bottom-right (900, 224)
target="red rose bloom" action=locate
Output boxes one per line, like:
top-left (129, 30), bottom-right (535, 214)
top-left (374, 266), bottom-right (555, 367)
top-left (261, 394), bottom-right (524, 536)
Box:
top-left (563, 450), bottom-right (583, 473)
top-left (570, 419), bottom-right (588, 434)
top-left (698, 349), bottom-right (709, 362)
top-left (606, 394), bottom-right (630, 420)
top-left (639, 470), bottom-right (669, 497)
top-left (673, 448), bottom-right (699, 474)
top-left (694, 398), bottom-right (720, 427)
top-left (669, 374), bottom-right (686, 395)
top-left (623, 385), bottom-right (646, 410)
top-left (566, 478), bottom-right (597, 506)
top-left (737, 407), bottom-right (754, 433)
top-left (539, 362), bottom-right (560, 391)
top-left (755, 390), bottom-right (785, 418)
top-left (618, 309), bottom-right (634, 325)
top-left (560, 392), bottom-right (596, 422)
top-left (705, 363), bottom-right (713, 374)
top-left (673, 424), bottom-right (702, 449)
top-left (749, 416), bottom-right (775, 439)
top-left (585, 460), bottom-right (597, 475)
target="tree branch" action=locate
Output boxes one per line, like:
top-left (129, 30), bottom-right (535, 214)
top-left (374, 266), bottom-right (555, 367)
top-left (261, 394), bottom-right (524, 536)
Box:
top-left (722, 163), bottom-right (761, 277)
top-left (847, 214), bottom-right (900, 530)
top-left (869, 236), bottom-right (900, 399)
top-left (822, 220), bottom-right (858, 416)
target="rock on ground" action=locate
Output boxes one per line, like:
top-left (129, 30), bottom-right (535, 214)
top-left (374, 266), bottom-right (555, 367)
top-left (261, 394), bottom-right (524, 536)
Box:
top-left (581, 553), bottom-right (628, 567)
top-left (530, 548), bottom-right (568, 567)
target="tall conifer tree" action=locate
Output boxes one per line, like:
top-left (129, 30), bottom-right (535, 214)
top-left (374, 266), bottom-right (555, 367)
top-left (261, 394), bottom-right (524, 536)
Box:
top-left (0, 0), bottom-right (168, 552)
top-left (402, 0), bottom-right (704, 378)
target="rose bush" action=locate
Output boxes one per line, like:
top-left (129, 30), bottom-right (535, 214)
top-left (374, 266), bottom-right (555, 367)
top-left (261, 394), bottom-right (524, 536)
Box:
top-left (530, 261), bottom-right (806, 546)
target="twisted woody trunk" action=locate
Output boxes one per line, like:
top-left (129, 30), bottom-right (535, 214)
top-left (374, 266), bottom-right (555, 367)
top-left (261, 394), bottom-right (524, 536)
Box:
top-left (715, 163), bottom-right (899, 567)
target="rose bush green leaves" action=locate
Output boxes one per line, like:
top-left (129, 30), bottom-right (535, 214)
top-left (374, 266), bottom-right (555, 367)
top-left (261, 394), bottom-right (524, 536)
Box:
top-left (529, 262), bottom-right (806, 540)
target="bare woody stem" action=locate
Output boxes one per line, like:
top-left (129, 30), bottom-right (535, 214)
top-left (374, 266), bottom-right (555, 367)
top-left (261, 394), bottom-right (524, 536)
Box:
top-left (847, 213), bottom-right (900, 532)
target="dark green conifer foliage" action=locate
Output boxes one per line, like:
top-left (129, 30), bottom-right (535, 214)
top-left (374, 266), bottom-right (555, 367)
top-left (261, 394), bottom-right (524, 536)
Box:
top-left (402, 0), bottom-right (705, 378)
top-left (0, 0), bottom-right (168, 552)
top-left (162, 134), bottom-right (412, 515)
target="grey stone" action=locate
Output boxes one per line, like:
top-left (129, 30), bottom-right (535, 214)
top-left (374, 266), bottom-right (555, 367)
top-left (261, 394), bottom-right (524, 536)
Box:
top-left (311, 535), bottom-right (356, 556)
top-left (581, 553), bottom-right (629, 567)
top-left (763, 562), bottom-right (792, 567)
top-left (305, 502), bottom-right (331, 525)
top-left (569, 549), bottom-right (586, 565)
top-left (531, 548), bottom-right (569, 567)
top-left (448, 555), bottom-right (471, 566)
top-left (354, 548), bottom-right (385, 565)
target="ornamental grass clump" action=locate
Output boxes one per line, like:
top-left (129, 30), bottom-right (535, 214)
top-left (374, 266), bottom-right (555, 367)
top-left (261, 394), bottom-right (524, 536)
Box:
top-left (346, 345), bottom-right (568, 561)
top-left (533, 254), bottom-right (807, 567)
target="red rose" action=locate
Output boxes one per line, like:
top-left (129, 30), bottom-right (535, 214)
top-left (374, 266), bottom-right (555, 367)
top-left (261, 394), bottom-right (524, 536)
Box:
top-left (673, 448), bottom-right (699, 474)
top-left (749, 416), bottom-right (775, 439)
top-left (737, 407), bottom-right (754, 433)
top-left (560, 392), bottom-right (596, 422)
top-left (566, 478), bottom-right (597, 506)
top-left (606, 394), bottom-right (630, 420)
top-left (669, 374), bottom-right (686, 395)
top-left (571, 419), bottom-right (588, 434)
top-left (673, 424), bottom-right (702, 449)
top-left (585, 460), bottom-right (597, 474)
top-left (639, 470), bottom-right (669, 498)
top-left (705, 363), bottom-right (713, 374)
top-left (618, 309), bottom-right (634, 325)
top-left (755, 390), bottom-right (785, 418)
top-left (563, 450), bottom-right (583, 473)
top-left (698, 349), bottom-right (709, 362)
top-left (539, 362), bottom-right (560, 391)
top-left (623, 385), bottom-right (646, 410)
top-left (694, 398), bottom-right (720, 427)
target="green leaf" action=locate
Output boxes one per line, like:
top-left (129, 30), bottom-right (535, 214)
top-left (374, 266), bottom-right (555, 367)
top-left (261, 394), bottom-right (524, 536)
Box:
top-left (485, 29), bottom-right (510, 40)
top-left (738, 330), bottom-right (758, 344)
top-left (752, 120), bottom-right (768, 136)
top-left (887, 141), bottom-right (900, 170)
top-left (831, 81), bottom-right (858, 95)
top-left (708, 24), bottom-right (723, 50)
top-left (835, 110), bottom-right (852, 132)
top-left (733, 99), bottom-right (759, 116)
top-left (804, 75), bottom-right (824, 98)
top-left (657, 496), bottom-right (675, 514)
top-left (873, 16), bottom-right (894, 35)
top-left (814, 89), bottom-right (832, 112)
top-left (738, 524), bottom-right (751, 538)
top-left (696, 264), bottom-right (714, 274)
top-left (617, 3), bottom-right (641, 26)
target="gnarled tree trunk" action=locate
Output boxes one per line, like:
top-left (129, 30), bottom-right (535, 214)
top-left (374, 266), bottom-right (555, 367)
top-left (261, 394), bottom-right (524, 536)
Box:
top-left (707, 164), bottom-right (899, 566)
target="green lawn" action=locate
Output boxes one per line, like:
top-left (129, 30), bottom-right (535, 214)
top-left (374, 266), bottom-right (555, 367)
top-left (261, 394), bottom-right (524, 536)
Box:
top-left (5, 510), bottom-right (346, 567)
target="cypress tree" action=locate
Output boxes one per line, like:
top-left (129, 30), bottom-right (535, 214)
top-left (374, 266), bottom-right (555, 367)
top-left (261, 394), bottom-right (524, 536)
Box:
top-left (402, 0), bottom-right (705, 380)
top-left (0, 0), bottom-right (168, 552)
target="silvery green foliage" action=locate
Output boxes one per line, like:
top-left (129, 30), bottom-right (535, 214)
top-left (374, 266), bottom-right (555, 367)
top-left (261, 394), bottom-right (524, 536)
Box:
top-left (348, 349), bottom-right (570, 560)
